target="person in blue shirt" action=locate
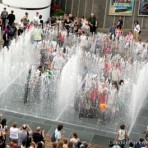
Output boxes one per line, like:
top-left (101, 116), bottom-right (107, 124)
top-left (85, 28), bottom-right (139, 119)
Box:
top-left (109, 23), bottom-right (116, 41)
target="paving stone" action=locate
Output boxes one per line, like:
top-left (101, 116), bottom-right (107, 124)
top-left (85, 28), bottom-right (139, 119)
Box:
top-left (30, 122), bottom-right (51, 132)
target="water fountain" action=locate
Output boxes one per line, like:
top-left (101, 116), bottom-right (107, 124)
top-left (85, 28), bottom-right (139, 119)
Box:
top-left (0, 27), bottom-right (147, 136)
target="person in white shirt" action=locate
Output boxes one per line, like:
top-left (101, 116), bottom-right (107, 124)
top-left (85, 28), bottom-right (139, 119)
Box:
top-left (9, 122), bottom-right (19, 141)
top-left (51, 53), bottom-right (65, 71)
top-left (54, 124), bottom-right (64, 142)
top-left (111, 66), bottom-right (120, 83)
top-left (34, 12), bottom-right (39, 24)
top-left (134, 20), bottom-right (140, 42)
top-left (115, 124), bottom-right (128, 147)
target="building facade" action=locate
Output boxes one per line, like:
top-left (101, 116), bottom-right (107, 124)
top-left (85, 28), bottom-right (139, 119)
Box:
top-left (55, 0), bottom-right (148, 30)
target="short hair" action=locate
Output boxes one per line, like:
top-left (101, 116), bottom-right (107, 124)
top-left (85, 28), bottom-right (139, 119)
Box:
top-left (68, 142), bottom-right (74, 148)
top-left (139, 138), bottom-right (144, 142)
top-left (73, 132), bottom-right (78, 139)
top-left (11, 10), bottom-right (14, 13)
top-left (119, 80), bottom-right (124, 85)
top-left (109, 141), bottom-right (114, 147)
top-left (22, 124), bottom-right (27, 130)
top-left (52, 142), bottom-right (57, 148)
top-left (57, 124), bottom-right (63, 131)
top-left (39, 15), bottom-right (42, 19)
top-left (1, 118), bottom-right (6, 128)
top-left (134, 20), bottom-right (139, 24)
top-left (117, 25), bottom-right (121, 29)
top-left (83, 142), bottom-right (88, 148)
top-left (120, 124), bottom-right (125, 130)
top-left (129, 142), bottom-right (134, 147)
top-left (12, 139), bottom-right (17, 144)
top-left (4, 8), bottom-right (6, 10)
top-left (12, 122), bottom-right (17, 128)
top-left (57, 141), bottom-right (63, 148)
top-left (22, 140), bottom-right (27, 146)
top-left (63, 139), bottom-right (68, 144)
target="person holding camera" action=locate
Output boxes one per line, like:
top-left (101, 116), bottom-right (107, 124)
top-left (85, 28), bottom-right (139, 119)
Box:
top-left (18, 124), bottom-right (32, 147)
top-left (32, 127), bottom-right (45, 145)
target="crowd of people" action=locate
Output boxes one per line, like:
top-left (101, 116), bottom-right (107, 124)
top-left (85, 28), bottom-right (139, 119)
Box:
top-left (0, 4), bottom-right (147, 148)
top-left (0, 115), bottom-right (90, 148)
top-left (0, 115), bottom-right (148, 148)
top-left (0, 7), bottom-right (142, 49)
top-left (0, 8), bottom-right (44, 48)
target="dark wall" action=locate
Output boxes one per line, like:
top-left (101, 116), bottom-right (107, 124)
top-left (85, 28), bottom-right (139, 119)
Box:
top-left (55, 0), bottom-right (148, 30)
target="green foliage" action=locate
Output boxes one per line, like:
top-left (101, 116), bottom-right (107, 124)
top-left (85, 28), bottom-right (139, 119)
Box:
top-left (54, 9), bottom-right (65, 16)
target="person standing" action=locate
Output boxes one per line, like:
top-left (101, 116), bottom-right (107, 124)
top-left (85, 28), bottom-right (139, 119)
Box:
top-left (34, 12), bottom-right (39, 24)
top-left (18, 124), bottom-right (32, 147)
top-left (115, 25), bottom-right (123, 40)
top-left (32, 127), bottom-right (44, 144)
top-left (0, 118), bottom-right (7, 141)
top-left (109, 23), bottom-right (116, 41)
top-left (1, 8), bottom-right (8, 30)
top-left (54, 124), bottom-right (64, 142)
top-left (9, 122), bottom-right (19, 142)
top-left (88, 13), bottom-right (97, 34)
top-left (38, 15), bottom-right (44, 29)
top-left (64, 16), bottom-right (71, 35)
top-left (51, 53), bottom-right (65, 71)
top-left (58, 28), bottom-right (67, 47)
top-left (134, 20), bottom-right (141, 42)
top-left (7, 10), bottom-right (15, 26)
top-left (124, 30), bottom-right (134, 49)
top-left (9, 23), bottom-right (17, 40)
top-left (3, 25), bottom-right (10, 48)
top-left (23, 12), bottom-right (29, 28)
top-left (70, 133), bottom-right (80, 148)
top-left (115, 124), bottom-right (129, 148)
top-left (117, 16), bottom-right (123, 29)
top-left (17, 19), bottom-right (24, 36)
top-left (31, 25), bottom-right (43, 43)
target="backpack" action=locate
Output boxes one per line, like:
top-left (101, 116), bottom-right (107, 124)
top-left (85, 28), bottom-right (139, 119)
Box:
top-left (9, 27), bottom-right (15, 36)
top-left (51, 133), bottom-right (56, 142)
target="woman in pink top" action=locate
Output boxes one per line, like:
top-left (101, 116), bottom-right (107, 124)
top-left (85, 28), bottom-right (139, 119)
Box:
top-left (125, 30), bottom-right (134, 49)
top-left (125, 30), bottom-right (134, 41)
top-left (115, 25), bottom-right (123, 40)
